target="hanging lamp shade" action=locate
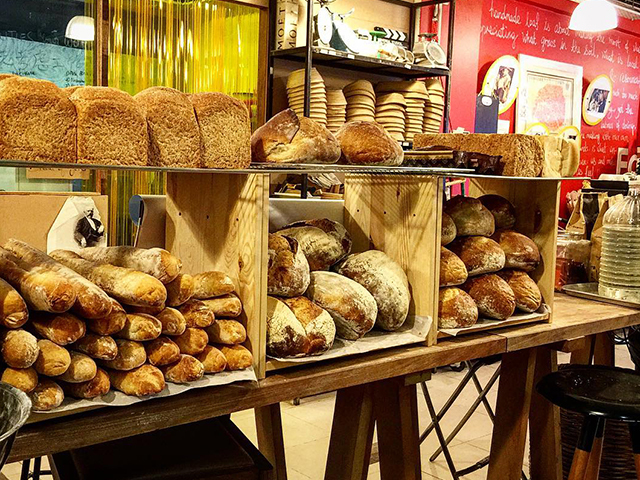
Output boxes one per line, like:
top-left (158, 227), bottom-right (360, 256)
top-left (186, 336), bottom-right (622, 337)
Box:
top-left (65, 16), bottom-right (95, 41)
top-left (569, 0), bottom-right (618, 32)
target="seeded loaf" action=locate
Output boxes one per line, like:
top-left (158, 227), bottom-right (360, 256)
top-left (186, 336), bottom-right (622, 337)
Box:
top-left (282, 296), bottom-right (335, 355)
top-left (439, 247), bottom-right (468, 287)
top-left (335, 121), bottom-right (403, 166)
top-left (462, 274), bottom-right (516, 320)
top-left (448, 236), bottom-right (505, 277)
top-left (438, 287), bottom-right (478, 329)
top-left (444, 197), bottom-right (495, 237)
top-left (267, 233), bottom-right (310, 297)
top-left (190, 92), bottom-right (251, 169)
top-left (0, 76), bottom-right (76, 163)
top-left (69, 86), bottom-right (147, 166)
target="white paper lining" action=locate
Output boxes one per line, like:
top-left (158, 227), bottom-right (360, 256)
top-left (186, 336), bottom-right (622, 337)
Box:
top-left (438, 304), bottom-right (551, 337)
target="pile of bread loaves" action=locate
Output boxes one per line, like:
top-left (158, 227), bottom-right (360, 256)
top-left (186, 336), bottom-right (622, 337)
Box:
top-left (439, 195), bottom-right (543, 329)
top-left (0, 240), bottom-right (252, 411)
top-left (266, 219), bottom-right (411, 358)
top-left (0, 74), bottom-right (251, 168)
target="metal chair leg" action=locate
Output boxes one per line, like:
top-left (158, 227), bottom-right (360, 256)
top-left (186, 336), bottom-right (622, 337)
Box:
top-left (467, 360), bottom-right (497, 420)
top-left (32, 457), bottom-right (41, 480)
top-left (20, 459), bottom-right (30, 480)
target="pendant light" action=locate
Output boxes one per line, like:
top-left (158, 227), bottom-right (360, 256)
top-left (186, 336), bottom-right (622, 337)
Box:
top-left (65, 16), bottom-right (95, 41)
top-left (569, 0), bottom-right (618, 32)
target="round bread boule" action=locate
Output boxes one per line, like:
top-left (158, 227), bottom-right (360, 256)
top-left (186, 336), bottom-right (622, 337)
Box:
top-left (448, 236), bottom-right (505, 276)
top-left (335, 121), bottom-right (404, 166)
top-left (491, 230), bottom-right (541, 272)
top-left (267, 233), bottom-right (310, 297)
top-left (462, 274), bottom-right (516, 320)
top-left (479, 194), bottom-right (516, 230)
top-left (438, 287), bottom-right (478, 329)
top-left (444, 196), bottom-right (495, 237)
top-left (498, 270), bottom-right (542, 313)
top-left (440, 247), bottom-right (468, 287)
top-left (441, 213), bottom-right (457, 246)
top-left (1, 329), bottom-right (39, 369)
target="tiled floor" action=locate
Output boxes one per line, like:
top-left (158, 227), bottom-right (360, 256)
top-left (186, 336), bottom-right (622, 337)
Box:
top-left (2, 345), bottom-right (634, 480)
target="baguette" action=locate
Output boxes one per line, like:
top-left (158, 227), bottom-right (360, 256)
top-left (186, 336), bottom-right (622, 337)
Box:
top-left (49, 250), bottom-right (167, 308)
top-left (216, 344), bottom-right (252, 371)
top-left (174, 327), bottom-right (208, 355)
top-left (0, 329), bottom-right (39, 368)
top-left (58, 351), bottom-right (97, 383)
top-left (30, 379), bottom-right (64, 411)
top-left (177, 299), bottom-right (215, 328)
top-left (34, 339), bottom-right (71, 376)
top-left (196, 345), bottom-right (227, 373)
top-left (165, 274), bottom-right (195, 307)
top-left (100, 339), bottom-right (146, 371)
top-left (0, 277), bottom-right (28, 328)
top-left (73, 333), bottom-right (118, 360)
top-left (76, 246), bottom-right (182, 284)
top-left (87, 299), bottom-right (127, 336)
top-left (62, 368), bottom-right (110, 399)
top-left (116, 314), bottom-right (162, 341)
top-left (127, 304), bottom-right (165, 316)
top-left (1, 367), bottom-right (38, 393)
top-left (156, 308), bottom-right (187, 336)
top-left (0, 248), bottom-right (76, 313)
top-left (160, 354), bottom-right (204, 383)
top-left (108, 364), bottom-right (165, 396)
top-left (31, 312), bottom-right (86, 346)
top-left (191, 271), bottom-right (235, 299)
top-left (4, 239), bottom-right (112, 319)
top-left (145, 336), bottom-right (181, 366)
top-left (200, 294), bottom-right (242, 318)
top-left (205, 320), bottom-right (246, 345)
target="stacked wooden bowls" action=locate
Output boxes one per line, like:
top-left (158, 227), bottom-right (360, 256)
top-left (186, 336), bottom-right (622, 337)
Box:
top-left (375, 93), bottom-right (407, 142)
top-left (423, 79), bottom-right (445, 134)
top-left (344, 80), bottom-right (376, 123)
top-left (377, 81), bottom-right (428, 141)
top-left (326, 89), bottom-right (347, 133)
top-left (287, 68), bottom-right (327, 126)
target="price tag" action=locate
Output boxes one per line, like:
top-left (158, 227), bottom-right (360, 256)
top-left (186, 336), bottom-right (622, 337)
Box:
top-left (347, 54), bottom-right (355, 59)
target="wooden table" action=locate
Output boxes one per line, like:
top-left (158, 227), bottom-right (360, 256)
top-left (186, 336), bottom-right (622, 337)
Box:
top-left (8, 295), bottom-right (640, 480)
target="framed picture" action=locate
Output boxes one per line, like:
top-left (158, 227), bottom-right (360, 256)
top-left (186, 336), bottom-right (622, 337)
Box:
top-left (516, 54), bottom-right (583, 135)
top-left (481, 55), bottom-right (520, 114)
top-left (583, 75), bottom-right (614, 126)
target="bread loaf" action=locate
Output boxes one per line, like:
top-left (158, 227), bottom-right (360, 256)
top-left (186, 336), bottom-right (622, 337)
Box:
top-left (174, 327), bottom-right (208, 355)
top-left (0, 76), bottom-right (76, 163)
top-left (73, 333), bottom-right (118, 361)
top-left (1, 367), bottom-right (38, 393)
top-left (30, 379), bottom-right (64, 411)
top-left (127, 304), bottom-right (166, 316)
top-left (462, 274), bottom-right (516, 320)
top-left (31, 312), bottom-right (86, 346)
top-left (34, 339), bottom-right (71, 376)
top-left (205, 320), bottom-right (247, 345)
top-left (177, 300), bottom-right (215, 328)
top-left (441, 213), bottom-right (457, 246)
top-left (190, 92), bottom-right (251, 169)
top-left (58, 351), bottom-right (97, 383)
top-left (266, 296), bottom-right (309, 358)
top-left (337, 250), bottom-right (410, 331)
top-left (0, 278), bottom-right (28, 329)
top-left (478, 195), bottom-right (516, 230)
top-left (87, 299), bottom-right (127, 336)
top-left (267, 234), bottom-right (310, 297)
top-left (145, 336), bottom-right (181, 366)
top-left (251, 109), bottom-right (341, 164)
top-left (76, 246), bottom-right (181, 284)
top-left (165, 274), bottom-right (195, 307)
top-left (440, 247), bottom-right (468, 287)
top-left (4, 239), bottom-right (112, 319)
top-left (491, 230), bottom-right (541, 272)
top-left (116, 314), bottom-right (162, 342)
top-left (216, 344), bottom-right (253, 371)
top-left (101, 339), bottom-right (146, 371)
top-left (277, 219), bottom-right (352, 271)
top-left (62, 368), bottom-right (110, 399)
top-left (438, 287), bottom-right (478, 329)
top-left (200, 294), bottom-right (242, 318)
top-left (192, 271), bottom-right (235, 299)
top-left (444, 197), bottom-right (495, 237)
top-left (133, 86), bottom-right (201, 168)
top-left (282, 296), bottom-right (335, 355)
top-left (448, 236), bottom-right (505, 277)
top-left (108, 364), bottom-right (165, 396)
top-left (335, 121), bottom-right (404, 165)
top-left (196, 345), bottom-right (227, 373)
top-left (0, 329), bottom-right (39, 368)
top-left (498, 270), bottom-right (542, 313)
top-left (305, 271), bottom-right (377, 340)
top-left (155, 308), bottom-right (188, 336)
top-left (50, 250), bottom-right (167, 308)
top-left (70, 86), bottom-right (147, 166)
top-left (539, 135), bottom-right (580, 177)
top-left (160, 354), bottom-right (205, 383)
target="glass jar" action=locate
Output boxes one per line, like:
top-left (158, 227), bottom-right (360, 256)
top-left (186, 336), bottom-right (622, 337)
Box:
top-left (555, 232), bottom-right (591, 291)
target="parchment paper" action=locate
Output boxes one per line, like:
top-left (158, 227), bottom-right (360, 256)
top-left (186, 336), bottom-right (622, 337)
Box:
top-left (438, 304), bottom-right (551, 337)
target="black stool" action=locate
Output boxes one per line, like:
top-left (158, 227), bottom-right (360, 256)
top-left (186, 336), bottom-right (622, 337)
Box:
top-left (537, 365), bottom-right (640, 480)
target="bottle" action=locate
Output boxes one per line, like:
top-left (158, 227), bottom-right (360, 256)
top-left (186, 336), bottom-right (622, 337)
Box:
top-left (599, 175), bottom-right (640, 302)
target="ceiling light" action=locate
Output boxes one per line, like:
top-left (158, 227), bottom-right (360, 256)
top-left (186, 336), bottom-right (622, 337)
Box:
top-left (570, 0), bottom-right (618, 32)
top-left (65, 16), bottom-right (95, 41)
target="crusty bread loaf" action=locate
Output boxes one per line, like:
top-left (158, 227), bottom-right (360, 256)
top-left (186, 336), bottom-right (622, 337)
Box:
top-left (305, 271), bottom-right (377, 340)
top-left (31, 312), bottom-right (86, 346)
top-left (267, 234), bottom-right (310, 297)
top-left (0, 76), bottom-right (76, 163)
top-left (174, 327), bottom-right (208, 356)
top-left (177, 299), bottom-right (215, 328)
top-left (145, 336), bottom-right (181, 366)
top-left (116, 313), bottom-right (162, 342)
top-left (87, 299), bottom-right (127, 336)
top-left (30, 379), bottom-right (64, 411)
top-left (498, 270), bottom-right (542, 313)
top-left (58, 351), bottom-right (97, 383)
top-left (441, 213), bottom-right (457, 246)
top-left (0, 329), bottom-right (39, 368)
top-left (277, 219), bottom-right (352, 271)
top-left (0, 277), bottom-right (28, 328)
top-left (190, 92), bottom-right (251, 169)
top-left (216, 344), bottom-right (253, 371)
top-left (335, 121), bottom-right (403, 166)
top-left (440, 247), bottom-right (468, 287)
top-left (192, 271), bottom-right (235, 299)
top-left (2, 367), bottom-right (38, 393)
top-left (337, 250), bottom-right (410, 331)
top-left (448, 236), bottom-right (505, 277)
top-left (165, 274), bottom-right (195, 307)
top-left (444, 197), bottom-right (495, 237)
top-left (205, 320), bottom-right (247, 345)
top-left (73, 333), bottom-right (118, 361)
top-left (34, 339), bottom-right (71, 376)
top-left (251, 109), bottom-right (341, 164)
top-left (160, 354), bottom-right (204, 383)
top-left (438, 287), bottom-right (478, 329)
top-left (491, 230), bottom-right (541, 272)
top-left (266, 296), bottom-right (309, 358)
top-left (62, 368), bottom-right (110, 399)
top-left (134, 86), bottom-right (201, 168)
top-left (101, 339), bottom-right (146, 371)
top-left (108, 364), bottom-right (165, 396)
top-left (282, 296), bottom-right (335, 355)
top-left (69, 86), bottom-right (147, 166)
top-left (200, 294), bottom-right (242, 318)
top-left (76, 246), bottom-right (181, 285)
top-left (538, 135), bottom-right (580, 178)
top-left (462, 274), bottom-right (516, 320)
top-left (127, 304), bottom-right (165, 316)
top-left (196, 345), bottom-right (227, 373)
top-left (155, 307), bottom-right (188, 336)
top-left (478, 195), bottom-right (516, 230)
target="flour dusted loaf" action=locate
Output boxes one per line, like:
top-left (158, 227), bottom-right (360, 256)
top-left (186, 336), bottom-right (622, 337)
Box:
top-left (134, 86), bottom-right (201, 168)
top-left (266, 296), bottom-right (309, 357)
top-left (165, 274), bottom-right (195, 307)
top-left (116, 313), bottom-right (162, 342)
top-left (444, 197), bottom-right (495, 237)
top-left (462, 274), bottom-right (516, 320)
top-left (440, 247), bottom-right (468, 287)
top-left (109, 364), bottom-right (165, 396)
top-left (251, 109), bottom-right (341, 164)
top-left (58, 352), bottom-right (97, 383)
top-left (441, 213), bottom-right (457, 246)
top-left (0, 278), bottom-right (28, 328)
top-left (438, 287), bottom-right (478, 329)
top-left (216, 344), bottom-right (252, 371)
top-left (190, 92), bottom-right (251, 169)
top-left (34, 339), bottom-right (70, 376)
top-left (205, 320), bottom-right (246, 345)
top-left (277, 219), bottom-right (352, 271)
top-left (192, 271), bottom-right (235, 299)
top-left (448, 236), bottom-right (505, 277)
top-left (478, 195), bottom-right (516, 230)
top-left (69, 86), bottom-right (147, 166)
top-left (101, 339), bottom-right (146, 371)
top-left (0, 76), bottom-right (76, 163)
top-left (178, 299), bottom-right (215, 328)
top-left (30, 379), bottom-right (64, 411)
top-left (268, 233), bottom-right (310, 297)
top-left (2, 367), bottom-right (38, 393)
top-left (174, 327), bottom-right (208, 355)
top-left (200, 294), bottom-right (242, 318)
top-left (31, 312), bottom-right (86, 346)
top-left (156, 307), bottom-right (188, 335)
top-left (335, 121), bottom-right (403, 166)
top-left (337, 250), bottom-right (410, 331)
top-left (305, 271), bottom-right (377, 340)
top-left (282, 296), bottom-right (335, 355)
top-left (491, 230), bottom-right (541, 272)
top-left (73, 333), bottom-right (118, 361)
top-left (1, 329), bottom-right (39, 368)
top-left (62, 368), bottom-right (110, 399)
top-left (161, 354), bottom-right (204, 383)
top-left (498, 270), bottom-right (542, 313)
top-left (196, 345), bottom-right (227, 373)
top-left (87, 299), bottom-right (126, 336)
top-left (145, 337), bottom-right (181, 366)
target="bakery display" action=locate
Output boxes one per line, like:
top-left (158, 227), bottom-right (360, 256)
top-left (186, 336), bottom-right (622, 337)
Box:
top-left (267, 233), bottom-right (310, 297)
top-left (444, 196), bottom-right (495, 237)
top-left (335, 121), bottom-right (404, 166)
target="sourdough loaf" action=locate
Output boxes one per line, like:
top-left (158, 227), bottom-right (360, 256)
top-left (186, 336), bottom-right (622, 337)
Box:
top-left (491, 230), bottom-right (541, 272)
top-left (444, 197), bottom-right (495, 237)
top-left (165, 274), bottom-right (195, 307)
top-left (498, 270), bottom-right (542, 313)
top-left (268, 233), bottom-right (310, 297)
top-left (448, 236), bottom-right (505, 276)
top-left (174, 327), bottom-right (208, 355)
top-left (478, 195), bottom-right (516, 230)
top-left (462, 274), bottom-right (516, 320)
top-left (438, 287), bottom-right (478, 329)
top-left (116, 313), bottom-right (162, 342)
top-left (178, 300), bottom-right (215, 328)
top-left (441, 213), bottom-right (457, 246)
top-left (266, 296), bottom-right (309, 357)
top-left (145, 337), bottom-right (181, 366)
top-left (101, 339), bottom-right (146, 371)
top-left (31, 312), bottom-right (86, 346)
top-left (205, 320), bottom-right (247, 345)
top-left (216, 344), bottom-right (252, 371)
top-left (156, 307), bottom-right (188, 335)
top-left (282, 296), bottom-right (335, 355)
top-left (440, 247), bottom-right (468, 287)
top-left (200, 294), bottom-right (242, 318)
top-left (335, 121), bottom-right (403, 165)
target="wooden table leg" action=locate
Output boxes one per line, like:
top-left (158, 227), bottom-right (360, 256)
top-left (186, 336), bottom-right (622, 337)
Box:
top-left (529, 346), bottom-right (562, 480)
top-left (325, 384), bottom-right (375, 480)
top-left (594, 332), bottom-right (615, 366)
top-left (255, 404), bottom-right (287, 480)
top-left (487, 349), bottom-right (537, 480)
top-left (373, 378), bottom-right (421, 480)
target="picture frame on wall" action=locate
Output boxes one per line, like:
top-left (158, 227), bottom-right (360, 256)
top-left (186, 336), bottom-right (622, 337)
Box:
top-left (516, 54), bottom-right (583, 135)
